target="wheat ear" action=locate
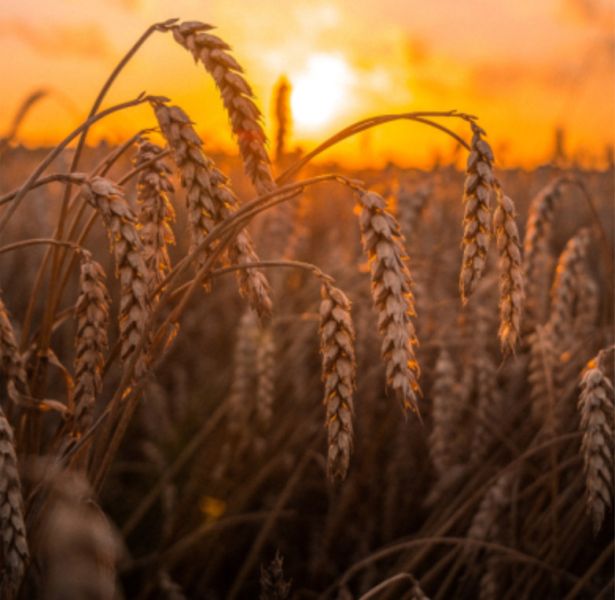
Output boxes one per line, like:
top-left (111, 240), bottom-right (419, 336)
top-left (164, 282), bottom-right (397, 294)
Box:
top-left (319, 281), bottom-right (356, 481)
top-left (81, 177), bottom-right (151, 378)
top-left (547, 228), bottom-right (591, 353)
top-left (0, 297), bottom-right (27, 407)
top-left (152, 100), bottom-right (272, 320)
top-left (134, 138), bottom-right (176, 291)
top-left (0, 406), bottom-right (29, 593)
top-left (171, 21), bottom-right (275, 194)
top-left (578, 348), bottom-right (614, 534)
top-left (259, 551), bottom-right (292, 600)
top-left (40, 468), bottom-right (121, 599)
top-left (467, 470), bottom-right (514, 546)
top-left (356, 190), bottom-right (420, 415)
top-left (460, 122), bottom-right (494, 302)
top-left (522, 180), bottom-right (561, 330)
top-left (73, 252), bottom-right (110, 435)
top-left (493, 186), bottom-right (524, 353)
top-left (429, 348), bottom-right (460, 476)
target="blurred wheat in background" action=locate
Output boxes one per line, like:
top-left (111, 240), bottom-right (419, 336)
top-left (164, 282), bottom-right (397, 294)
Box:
top-left (0, 2), bottom-right (613, 598)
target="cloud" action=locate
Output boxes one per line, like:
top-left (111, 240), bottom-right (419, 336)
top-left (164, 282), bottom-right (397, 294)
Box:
top-left (0, 19), bottom-right (113, 60)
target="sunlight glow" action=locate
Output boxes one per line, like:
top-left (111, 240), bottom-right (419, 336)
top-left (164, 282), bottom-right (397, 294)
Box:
top-left (290, 53), bottom-right (354, 131)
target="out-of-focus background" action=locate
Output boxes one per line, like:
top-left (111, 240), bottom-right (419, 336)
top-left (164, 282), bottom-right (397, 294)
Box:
top-left (1, 0), bottom-right (613, 168)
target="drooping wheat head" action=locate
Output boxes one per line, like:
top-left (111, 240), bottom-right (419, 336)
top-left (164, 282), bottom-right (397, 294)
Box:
top-left (170, 21), bottom-right (275, 194)
top-left (80, 177), bottom-right (151, 379)
top-left (356, 190), bottom-right (420, 415)
top-left (319, 281), bottom-right (356, 481)
top-left (522, 180), bottom-right (561, 331)
top-left (577, 348), bottom-right (614, 534)
top-left (72, 251), bottom-right (110, 435)
top-left (493, 186), bottom-right (524, 353)
top-left (134, 138), bottom-right (176, 291)
top-left (459, 122), bottom-right (494, 303)
top-left (152, 100), bottom-right (272, 320)
top-left (0, 406), bottom-right (29, 593)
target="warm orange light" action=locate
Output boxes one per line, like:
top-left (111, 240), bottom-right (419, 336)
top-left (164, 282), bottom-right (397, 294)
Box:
top-left (290, 53), bottom-right (354, 131)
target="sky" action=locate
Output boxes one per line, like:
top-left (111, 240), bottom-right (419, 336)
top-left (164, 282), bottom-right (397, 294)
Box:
top-left (0, 0), bottom-right (613, 167)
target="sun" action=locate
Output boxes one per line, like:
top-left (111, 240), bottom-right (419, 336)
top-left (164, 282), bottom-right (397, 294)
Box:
top-left (290, 53), bottom-right (354, 132)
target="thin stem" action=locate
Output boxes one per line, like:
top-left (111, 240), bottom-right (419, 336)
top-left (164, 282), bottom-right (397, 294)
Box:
top-left (0, 238), bottom-right (83, 256)
top-left (0, 94), bottom-right (148, 235)
top-left (276, 110), bottom-right (472, 183)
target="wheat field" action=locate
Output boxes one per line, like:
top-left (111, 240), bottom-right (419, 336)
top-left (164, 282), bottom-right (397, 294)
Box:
top-left (0, 15), bottom-right (613, 600)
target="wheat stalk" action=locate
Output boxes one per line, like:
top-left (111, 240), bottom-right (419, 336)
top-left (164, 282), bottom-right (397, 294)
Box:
top-left (356, 190), bottom-right (420, 415)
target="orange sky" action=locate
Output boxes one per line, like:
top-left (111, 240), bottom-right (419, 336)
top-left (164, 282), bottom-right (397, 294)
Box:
top-left (0, 0), bottom-right (613, 168)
